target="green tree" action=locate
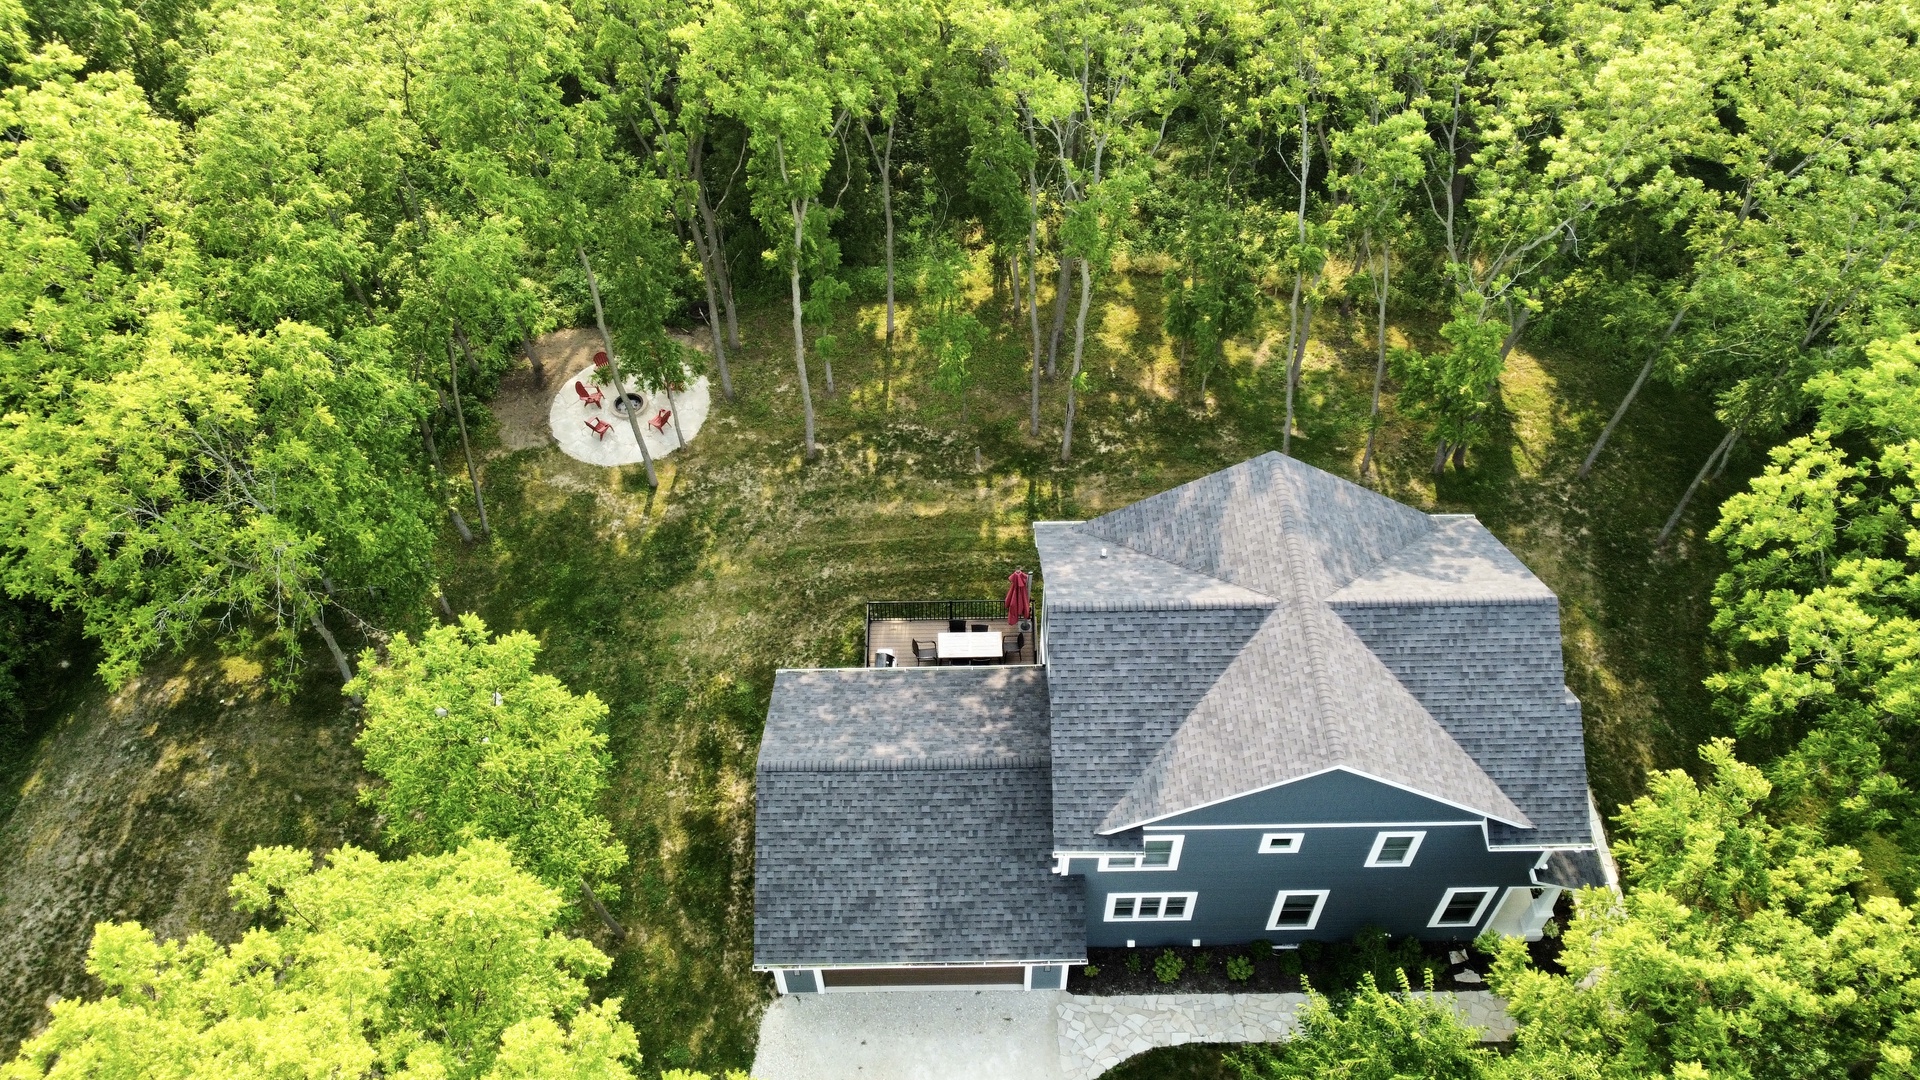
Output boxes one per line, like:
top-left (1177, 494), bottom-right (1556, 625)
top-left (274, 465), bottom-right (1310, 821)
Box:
top-left (1705, 335), bottom-right (1920, 845)
top-left (1491, 740), bottom-right (1920, 1079)
top-left (1235, 972), bottom-right (1496, 1079)
top-left (680, 0), bottom-right (876, 459)
top-left (4, 841), bottom-right (638, 1080)
top-left (1409, 0), bottom-right (1715, 472)
top-left (348, 615), bottom-right (628, 925)
top-left (914, 233), bottom-right (987, 426)
top-left (0, 55), bottom-right (433, 691)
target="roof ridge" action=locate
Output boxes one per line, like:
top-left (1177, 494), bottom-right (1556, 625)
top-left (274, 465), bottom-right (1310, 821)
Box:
top-left (1273, 480), bottom-right (1347, 764)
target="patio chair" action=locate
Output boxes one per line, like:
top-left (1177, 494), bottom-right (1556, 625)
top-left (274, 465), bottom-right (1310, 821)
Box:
top-left (1002, 631), bottom-right (1025, 662)
top-left (970, 623), bottom-right (988, 633)
top-left (648, 408), bottom-right (672, 434)
top-left (911, 639), bottom-right (939, 666)
top-left (592, 350), bottom-right (610, 368)
top-left (948, 618), bottom-right (967, 633)
top-left (575, 380), bottom-right (604, 408)
top-left (585, 416), bottom-right (613, 439)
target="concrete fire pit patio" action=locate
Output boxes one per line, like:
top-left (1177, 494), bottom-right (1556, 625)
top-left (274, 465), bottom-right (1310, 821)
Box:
top-left (548, 365), bottom-right (711, 467)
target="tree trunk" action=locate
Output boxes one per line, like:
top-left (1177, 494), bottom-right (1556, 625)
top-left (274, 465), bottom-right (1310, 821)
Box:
top-left (1282, 100), bottom-right (1312, 457)
top-left (578, 248), bottom-right (658, 488)
top-left (581, 877), bottom-right (627, 941)
top-left (1060, 259), bottom-right (1095, 462)
top-left (1578, 304), bottom-right (1688, 480)
top-left (447, 327), bottom-right (490, 538)
top-left (880, 116), bottom-right (897, 347)
top-left (421, 418), bottom-right (475, 544)
top-left (1452, 442), bottom-right (1467, 470)
top-left (691, 143), bottom-right (740, 353)
top-left (789, 201), bottom-right (818, 459)
top-left (1360, 241), bottom-right (1390, 479)
top-left (435, 592), bottom-right (455, 621)
top-left (1658, 426), bottom-right (1740, 545)
top-left (522, 333), bottom-right (543, 382)
top-left (664, 384), bottom-right (686, 447)
top-left (1432, 440), bottom-right (1450, 477)
top-left (311, 611), bottom-right (355, 686)
top-left (1048, 257), bottom-right (1071, 377)
top-left (1285, 295), bottom-right (1315, 454)
top-left (1024, 183), bottom-right (1044, 436)
top-left (686, 143), bottom-right (733, 401)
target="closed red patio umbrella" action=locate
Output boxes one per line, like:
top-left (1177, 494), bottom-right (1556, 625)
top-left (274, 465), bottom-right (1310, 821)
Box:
top-left (1005, 569), bottom-right (1032, 626)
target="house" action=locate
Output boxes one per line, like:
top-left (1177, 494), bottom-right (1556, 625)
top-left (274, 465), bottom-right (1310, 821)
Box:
top-left (754, 452), bottom-right (1607, 994)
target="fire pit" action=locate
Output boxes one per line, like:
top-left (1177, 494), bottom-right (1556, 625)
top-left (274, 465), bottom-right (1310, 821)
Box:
top-left (609, 392), bottom-right (647, 416)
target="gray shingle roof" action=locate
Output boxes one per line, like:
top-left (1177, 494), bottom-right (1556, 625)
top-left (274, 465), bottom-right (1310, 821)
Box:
top-left (761, 667), bottom-right (1051, 770)
top-left (1043, 605), bottom-right (1274, 851)
top-left (1039, 452), bottom-right (1592, 850)
top-left (755, 667), bottom-right (1084, 966)
top-left (1033, 521), bottom-right (1278, 612)
top-left (1100, 604), bottom-right (1531, 833)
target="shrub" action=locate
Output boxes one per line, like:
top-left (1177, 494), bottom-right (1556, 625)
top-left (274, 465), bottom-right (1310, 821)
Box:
top-left (1192, 950), bottom-right (1213, 975)
top-left (1154, 950), bottom-right (1185, 984)
top-left (1125, 950), bottom-right (1144, 974)
top-left (1226, 955), bottom-right (1254, 982)
top-left (1082, 964), bottom-right (1100, 979)
top-left (1277, 949), bottom-right (1304, 977)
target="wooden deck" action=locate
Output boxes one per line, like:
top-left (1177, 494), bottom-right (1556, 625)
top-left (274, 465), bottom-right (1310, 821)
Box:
top-left (866, 618), bottom-right (1038, 667)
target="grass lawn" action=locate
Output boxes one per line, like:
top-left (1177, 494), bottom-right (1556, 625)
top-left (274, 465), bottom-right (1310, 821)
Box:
top-left (434, 257), bottom-right (1747, 1074)
top-left (0, 255), bottom-right (1748, 1073)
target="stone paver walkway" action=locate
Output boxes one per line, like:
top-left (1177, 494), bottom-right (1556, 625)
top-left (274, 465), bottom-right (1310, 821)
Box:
top-left (1055, 991), bottom-right (1514, 1080)
top-left (549, 367), bottom-right (710, 467)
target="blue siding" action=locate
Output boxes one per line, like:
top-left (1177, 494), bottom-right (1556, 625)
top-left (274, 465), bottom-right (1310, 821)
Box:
top-left (1071, 771), bottom-right (1543, 946)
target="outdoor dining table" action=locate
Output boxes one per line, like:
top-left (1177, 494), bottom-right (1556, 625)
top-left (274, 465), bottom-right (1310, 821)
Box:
top-left (936, 631), bottom-right (1003, 662)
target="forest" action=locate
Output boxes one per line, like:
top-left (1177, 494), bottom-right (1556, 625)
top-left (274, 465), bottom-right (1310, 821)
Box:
top-left (0, 0), bottom-right (1917, 1074)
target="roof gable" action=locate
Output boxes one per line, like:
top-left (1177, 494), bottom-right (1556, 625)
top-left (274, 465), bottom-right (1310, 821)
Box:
top-left (1097, 604), bottom-right (1529, 834)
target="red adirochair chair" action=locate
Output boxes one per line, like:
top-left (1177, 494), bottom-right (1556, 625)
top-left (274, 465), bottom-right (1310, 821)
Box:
top-left (575, 380), bottom-right (604, 407)
top-left (592, 350), bottom-right (610, 368)
top-left (647, 409), bottom-right (671, 434)
top-left (585, 416), bottom-right (613, 439)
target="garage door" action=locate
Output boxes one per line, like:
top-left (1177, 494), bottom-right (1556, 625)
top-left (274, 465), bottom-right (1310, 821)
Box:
top-left (820, 966), bottom-right (1027, 990)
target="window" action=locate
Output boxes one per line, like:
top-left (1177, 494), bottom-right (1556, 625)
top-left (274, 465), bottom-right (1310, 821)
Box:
top-left (1364, 830), bottom-right (1426, 867)
top-left (1266, 890), bottom-right (1329, 931)
top-left (1429, 887), bottom-right (1497, 928)
top-left (1258, 832), bottom-right (1305, 854)
top-left (1105, 892), bottom-right (1198, 922)
top-left (1098, 836), bottom-right (1183, 872)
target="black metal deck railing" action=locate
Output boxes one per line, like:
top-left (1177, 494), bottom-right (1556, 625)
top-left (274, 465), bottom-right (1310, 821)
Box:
top-left (865, 600), bottom-right (1010, 624)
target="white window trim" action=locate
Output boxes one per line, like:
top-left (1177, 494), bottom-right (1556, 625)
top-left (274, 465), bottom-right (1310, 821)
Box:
top-left (1104, 891), bottom-right (1198, 922)
top-left (1265, 889), bottom-right (1330, 931)
top-left (1364, 830), bottom-right (1427, 867)
top-left (1098, 835), bottom-right (1184, 872)
top-left (1429, 887), bottom-right (1499, 928)
top-left (1257, 832), bottom-right (1305, 854)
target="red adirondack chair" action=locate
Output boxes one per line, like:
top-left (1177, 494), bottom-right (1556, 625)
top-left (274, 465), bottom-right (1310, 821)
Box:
top-left (585, 416), bottom-right (614, 439)
top-left (575, 380), bottom-right (604, 407)
top-left (647, 409), bottom-right (672, 434)
top-left (592, 350), bottom-right (610, 368)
